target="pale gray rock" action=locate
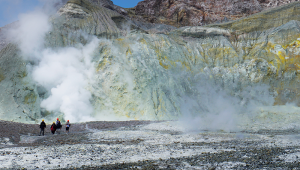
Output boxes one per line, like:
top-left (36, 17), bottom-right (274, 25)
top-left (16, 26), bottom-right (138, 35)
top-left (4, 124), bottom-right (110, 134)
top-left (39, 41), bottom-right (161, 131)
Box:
top-left (0, 44), bottom-right (41, 123)
top-left (1, 0), bottom-right (300, 122)
top-left (172, 26), bottom-right (232, 38)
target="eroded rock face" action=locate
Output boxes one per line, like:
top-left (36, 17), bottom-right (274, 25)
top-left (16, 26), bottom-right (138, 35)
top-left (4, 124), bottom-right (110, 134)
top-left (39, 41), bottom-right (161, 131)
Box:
top-left (1, 0), bottom-right (300, 122)
top-left (131, 0), bottom-right (299, 27)
top-left (54, 0), bottom-right (127, 15)
top-left (209, 1), bottom-right (300, 33)
top-left (0, 44), bottom-right (41, 123)
top-left (58, 3), bottom-right (92, 18)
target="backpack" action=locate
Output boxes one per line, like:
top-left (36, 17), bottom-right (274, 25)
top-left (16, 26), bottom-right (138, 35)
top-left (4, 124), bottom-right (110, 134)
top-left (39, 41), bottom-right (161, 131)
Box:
top-left (57, 121), bottom-right (62, 128)
top-left (51, 125), bottom-right (55, 131)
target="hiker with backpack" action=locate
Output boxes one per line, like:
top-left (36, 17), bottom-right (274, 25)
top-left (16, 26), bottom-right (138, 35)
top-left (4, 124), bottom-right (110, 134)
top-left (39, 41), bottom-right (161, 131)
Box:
top-left (50, 122), bottom-right (56, 134)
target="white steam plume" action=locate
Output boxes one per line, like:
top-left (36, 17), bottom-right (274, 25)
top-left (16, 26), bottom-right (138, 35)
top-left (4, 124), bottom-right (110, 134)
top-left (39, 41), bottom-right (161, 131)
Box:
top-left (8, 9), bottom-right (50, 57)
top-left (7, 0), bottom-right (64, 57)
top-left (7, 0), bottom-right (97, 122)
top-left (33, 39), bottom-right (99, 122)
top-left (175, 70), bottom-right (274, 132)
top-left (178, 73), bottom-right (240, 132)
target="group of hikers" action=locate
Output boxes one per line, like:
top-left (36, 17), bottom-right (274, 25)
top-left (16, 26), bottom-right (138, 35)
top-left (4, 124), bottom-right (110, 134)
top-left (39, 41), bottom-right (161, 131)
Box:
top-left (39, 118), bottom-right (71, 136)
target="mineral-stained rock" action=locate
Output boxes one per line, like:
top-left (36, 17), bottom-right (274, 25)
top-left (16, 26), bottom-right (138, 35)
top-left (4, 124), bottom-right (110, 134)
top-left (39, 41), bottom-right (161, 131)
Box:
top-left (209, 1), bottom-right (300, 33)
top-left (130, 0), bottom-right (299, 27)
top-left (1, 0), bottom-right (300, 122)
top-left (0, 44), bottom-right (41, 123)
top-left (53, 0), bottom-right (127, 16)
top-left (49, 0), bottom-right (124, 43)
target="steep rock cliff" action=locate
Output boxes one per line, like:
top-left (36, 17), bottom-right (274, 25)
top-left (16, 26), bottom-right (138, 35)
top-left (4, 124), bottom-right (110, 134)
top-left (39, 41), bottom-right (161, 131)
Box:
top-left (129, 0), bottom-right (299, 27)
top-left (0, 0), bottom-right (300, 122)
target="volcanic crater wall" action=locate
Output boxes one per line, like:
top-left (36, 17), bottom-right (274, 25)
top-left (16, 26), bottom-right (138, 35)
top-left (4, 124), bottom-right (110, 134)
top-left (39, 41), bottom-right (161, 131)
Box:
top-left (129, 0), bottom-right (299, 27)
top-left (0, 0), bottom-right (300, 123)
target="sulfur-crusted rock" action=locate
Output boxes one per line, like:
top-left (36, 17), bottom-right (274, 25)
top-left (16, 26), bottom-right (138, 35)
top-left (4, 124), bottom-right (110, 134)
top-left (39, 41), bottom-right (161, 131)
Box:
top-left (209, 1), bottom-right (300, 33)
top-left (1, 0), bottom-right (300, 122)
top-left (0, 44), bottom-right (41, 123)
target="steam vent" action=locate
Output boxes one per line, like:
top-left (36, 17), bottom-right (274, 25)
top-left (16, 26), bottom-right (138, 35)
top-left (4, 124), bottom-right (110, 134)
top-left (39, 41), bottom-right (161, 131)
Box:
top-left (4, 0), bottom-right (300, 169)
top-left (1, 0), bottom-right (300, 124)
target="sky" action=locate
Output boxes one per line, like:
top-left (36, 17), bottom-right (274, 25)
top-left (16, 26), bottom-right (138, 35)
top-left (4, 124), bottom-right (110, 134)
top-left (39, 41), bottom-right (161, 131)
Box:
top-left (0, 0), bottom-right (143, 27)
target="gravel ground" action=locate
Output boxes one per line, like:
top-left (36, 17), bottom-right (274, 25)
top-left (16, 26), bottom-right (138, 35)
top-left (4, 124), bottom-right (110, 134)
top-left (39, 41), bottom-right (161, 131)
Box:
top-left (0, 120), bottom-right (153, 147)
top-left (1, 120), bottom-right (300, 169)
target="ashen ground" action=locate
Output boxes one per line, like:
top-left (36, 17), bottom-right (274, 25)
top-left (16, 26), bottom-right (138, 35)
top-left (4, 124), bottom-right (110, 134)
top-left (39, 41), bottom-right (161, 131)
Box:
top-left (1, 120), bottom-right (300, 169)
top-left (0, 120), bottom-right (153, 147)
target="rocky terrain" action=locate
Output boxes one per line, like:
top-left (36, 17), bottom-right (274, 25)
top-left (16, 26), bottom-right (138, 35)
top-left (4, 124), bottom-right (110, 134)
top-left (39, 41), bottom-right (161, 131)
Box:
top-left (128, 0), bottom-right (299, 27)
top-left (2, 120), bottom-right (300, 169)
top-left (1, 0), bottom-right (300, 123)
top-left (46, 0), bottom-right (300, 28)
top-left (1, 1), bottom-right (300, 169)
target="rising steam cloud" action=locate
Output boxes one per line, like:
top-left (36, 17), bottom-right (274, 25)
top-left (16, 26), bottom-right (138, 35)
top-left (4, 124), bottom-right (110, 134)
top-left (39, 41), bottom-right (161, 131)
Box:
top-left (32, 40), bottom-right (99, 122)
top-left (8, 0), bottom-right (97, 122)
top-left (5, 0), bottom-right (276, 128)
top-left (175, 69), bottom-right (274, 132)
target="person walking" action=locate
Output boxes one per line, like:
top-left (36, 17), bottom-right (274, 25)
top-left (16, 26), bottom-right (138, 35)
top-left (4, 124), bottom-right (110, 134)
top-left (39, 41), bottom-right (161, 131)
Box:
top-left (56, 118), bottom-right (59, 125)
top-left (39, 119), bottom-right (46, 136)
top-left (66, 120), bottom-right (71, 133)
top-left (50, 122), bottom-right (56, 134)
top-left (56, 118), bottom-right (62, 134)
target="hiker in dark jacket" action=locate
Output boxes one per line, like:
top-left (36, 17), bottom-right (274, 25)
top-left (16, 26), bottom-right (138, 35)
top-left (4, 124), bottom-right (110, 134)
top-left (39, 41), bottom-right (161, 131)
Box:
top-left (56, 118), bottom-right (62, 134)
top-left (50, 122), bottom-right (56, 134)
top-left (39, 119), bottom-right (46, 136)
